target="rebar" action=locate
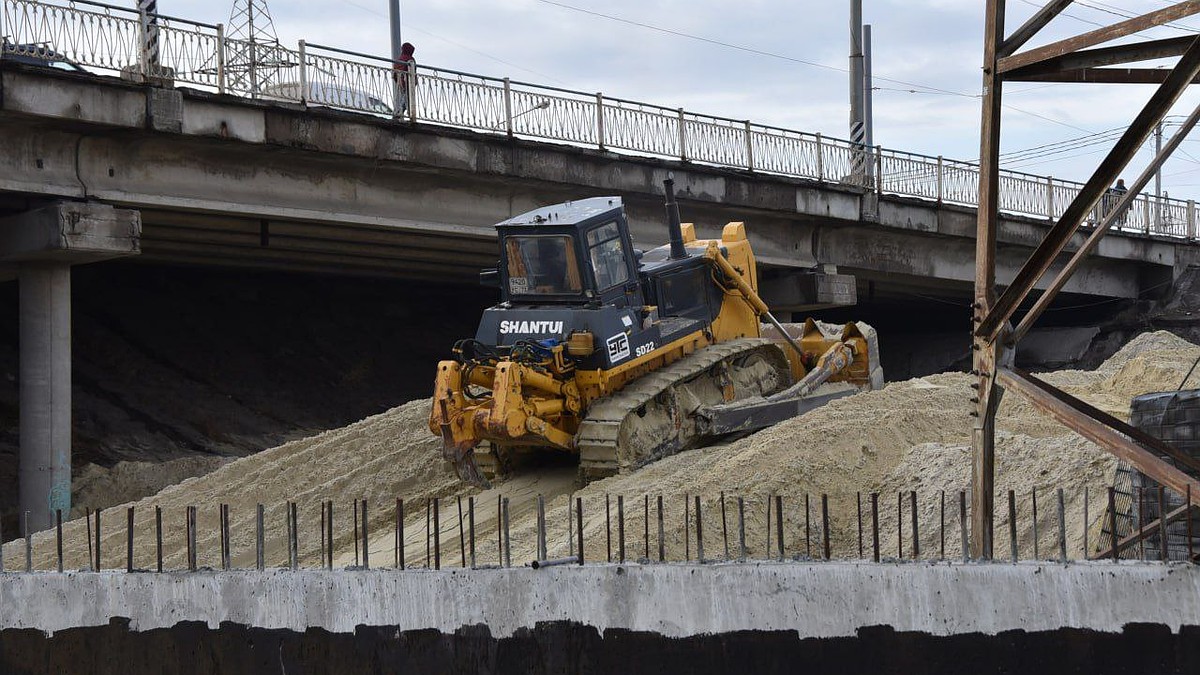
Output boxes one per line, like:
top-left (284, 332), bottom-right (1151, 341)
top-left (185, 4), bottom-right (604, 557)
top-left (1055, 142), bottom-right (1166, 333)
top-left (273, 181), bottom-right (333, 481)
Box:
top-left (737, 496), bottom-right (747, 562)
top-left (774, 495), bottom-right (783, 561)
top-left (256, 503), bottom-right (265, 571)
top-left (617, 495), bottom-right (625, 563)
top-left (155, 506), bottom-right (163, 573)
top-left (959, 490), bottom-right (968, 562)
top-left (502, 497), bottom-right (511, 568)
top-left (721, 491), bottom-right (730, 560)
top-left (457, 496), bottom-right (466, 568)
top-left (605, 494), bottom-right (612, 563)
top-left (695, 495), bottom-right (704, 563)
top-left (576, 496), bottom-right (585, 565)
top-left (910, 490), bottom-right (919, 559)
top-left (536, 494), bottom-right (547, 562)
top-left (361, 499), bottom-right (370, 570)
top-left (469, 496), bottom-right (476, 569)
top-left (871, 492), bottom-right (880, 563)
top-left (939, 490), bottom-right (946, 560)
top-left (433, 497), bottom-right (441, 570)
top-left (821, 494), bottom-right (831, 561)
top-left (1032, 487), bottom-right (1039, 560)
top-left (1159, 486), bottom-right (1168, 562)
top-left (1008, 489), bottom-right (1017, 563)
top-left (1108, 487), bottom-right (1118, 562)
top-left (657, 495), bottom-right (665, 562)
top-left (1057, 487), bottom-right (1067, 562)
top-left (56, 509), bottom-right (64, 573)
top-left (856, 492), bottom-right (863, 559)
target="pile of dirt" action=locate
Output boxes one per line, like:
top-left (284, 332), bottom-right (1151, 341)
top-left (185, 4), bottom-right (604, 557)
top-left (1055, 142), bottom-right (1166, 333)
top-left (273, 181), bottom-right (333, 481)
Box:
top-left (6, 331), bottom-right (1197, 569)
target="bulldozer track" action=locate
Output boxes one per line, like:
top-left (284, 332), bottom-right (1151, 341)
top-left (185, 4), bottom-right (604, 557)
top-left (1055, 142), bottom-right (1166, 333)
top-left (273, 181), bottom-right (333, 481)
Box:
top-left (575, 338), bottom-right (790, 484)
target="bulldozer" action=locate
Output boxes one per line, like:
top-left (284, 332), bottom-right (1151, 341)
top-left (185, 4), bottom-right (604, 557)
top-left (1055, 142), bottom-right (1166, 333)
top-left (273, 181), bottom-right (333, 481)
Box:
top-left (430, 179), bottom-right (883, 486)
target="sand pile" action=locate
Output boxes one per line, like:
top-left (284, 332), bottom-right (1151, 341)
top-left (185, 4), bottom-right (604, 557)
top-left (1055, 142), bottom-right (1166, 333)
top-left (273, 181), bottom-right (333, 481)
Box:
top-left (6, 330), bottom-right (1198, 570)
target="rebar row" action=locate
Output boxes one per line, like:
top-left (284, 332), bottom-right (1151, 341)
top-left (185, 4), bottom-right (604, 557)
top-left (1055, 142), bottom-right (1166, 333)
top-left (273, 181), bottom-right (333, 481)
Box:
top-left (3, 487), bottom-right (1191, 573)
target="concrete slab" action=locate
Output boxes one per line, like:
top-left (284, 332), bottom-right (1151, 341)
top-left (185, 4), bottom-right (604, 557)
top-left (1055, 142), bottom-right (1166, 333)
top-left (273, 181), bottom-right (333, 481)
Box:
top-left (1, 562), bottom-right (1198, 639)
top-left (0, 202), bottom-right (140, 263)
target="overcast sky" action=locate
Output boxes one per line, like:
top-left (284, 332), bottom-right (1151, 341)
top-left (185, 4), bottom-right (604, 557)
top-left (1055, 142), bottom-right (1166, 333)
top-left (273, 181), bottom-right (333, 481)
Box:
top-left (166, 0), bottom-right (1200, 200)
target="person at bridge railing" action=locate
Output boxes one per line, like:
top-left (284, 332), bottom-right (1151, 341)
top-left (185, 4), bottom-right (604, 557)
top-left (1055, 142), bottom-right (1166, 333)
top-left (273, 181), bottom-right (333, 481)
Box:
top-left (1103, 178), bottom-right (1129, 227)
top-left (391, 42), bottom-right (416, 118)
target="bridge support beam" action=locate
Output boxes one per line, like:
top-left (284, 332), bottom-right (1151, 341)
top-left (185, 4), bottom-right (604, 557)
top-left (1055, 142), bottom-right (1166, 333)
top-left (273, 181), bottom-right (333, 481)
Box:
top-left (0, 202), bottom-right (140, 532)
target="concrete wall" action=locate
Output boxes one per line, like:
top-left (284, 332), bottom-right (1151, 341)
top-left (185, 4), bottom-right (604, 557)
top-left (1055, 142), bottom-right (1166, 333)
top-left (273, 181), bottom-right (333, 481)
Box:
top-left (3, 562), bottom-right (1199, 638)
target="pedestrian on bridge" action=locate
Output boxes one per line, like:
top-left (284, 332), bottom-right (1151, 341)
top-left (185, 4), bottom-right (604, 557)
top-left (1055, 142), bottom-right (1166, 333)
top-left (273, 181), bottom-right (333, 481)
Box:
top-left (392, 42), bottom-right (416, 117)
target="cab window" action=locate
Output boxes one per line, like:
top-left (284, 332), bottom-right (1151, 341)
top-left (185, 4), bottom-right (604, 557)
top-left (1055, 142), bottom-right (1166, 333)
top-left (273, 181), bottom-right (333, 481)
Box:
top-left (504, 235), bottom-right (583, 295)
top-left (586, 221), bottom-right (630, 290)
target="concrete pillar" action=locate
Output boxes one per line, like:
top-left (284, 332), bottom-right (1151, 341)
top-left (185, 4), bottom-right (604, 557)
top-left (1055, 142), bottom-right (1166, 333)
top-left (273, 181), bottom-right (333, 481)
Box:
top-left (0, 201), bottom-right (140, 532)
top-left (18, 263), bottom-right (72, 531)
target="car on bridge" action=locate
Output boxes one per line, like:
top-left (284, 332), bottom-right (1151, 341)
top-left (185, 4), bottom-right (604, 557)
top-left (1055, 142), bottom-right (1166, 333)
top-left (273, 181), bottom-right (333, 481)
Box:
top-left (262, 81), bottom-right (393, 117)
top-left (1, 40), bottom-right (88, 73)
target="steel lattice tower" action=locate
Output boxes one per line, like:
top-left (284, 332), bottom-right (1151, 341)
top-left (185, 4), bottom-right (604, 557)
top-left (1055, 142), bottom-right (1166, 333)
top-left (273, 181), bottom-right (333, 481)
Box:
top-left (224, 0), bottom-right (294, 94)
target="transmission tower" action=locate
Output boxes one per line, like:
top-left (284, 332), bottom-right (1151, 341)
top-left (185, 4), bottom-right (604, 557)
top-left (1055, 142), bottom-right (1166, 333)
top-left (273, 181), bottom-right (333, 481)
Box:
top-left (223, 0), bottom-right (294, 95)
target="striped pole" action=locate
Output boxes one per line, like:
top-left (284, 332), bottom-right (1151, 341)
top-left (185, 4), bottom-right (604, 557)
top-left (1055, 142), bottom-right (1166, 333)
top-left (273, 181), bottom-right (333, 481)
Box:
top-left (138, 0), bottom-right (160, 74)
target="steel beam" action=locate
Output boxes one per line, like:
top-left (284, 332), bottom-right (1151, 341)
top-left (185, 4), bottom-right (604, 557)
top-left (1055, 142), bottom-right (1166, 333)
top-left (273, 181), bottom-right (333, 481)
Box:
top-left (1007, 35), bottom-right (1196, 77)
top-left (971, 0), bottom-right (1007, 560)
top-left (997, 368), bottom-right (1200, 503)
top-left (999, 0), bottom-right (1075, 59)
top-left (999, 2), bottom-right (1200, 73)
top-left (1090, 503), bottom-right (1193, 560)
top-left (1009, 67), bottom-right (1200, 84)
top-left (977, 36), bottom-right (1200, 342)
top-left (1013, 101), bottom-right (1200, 342)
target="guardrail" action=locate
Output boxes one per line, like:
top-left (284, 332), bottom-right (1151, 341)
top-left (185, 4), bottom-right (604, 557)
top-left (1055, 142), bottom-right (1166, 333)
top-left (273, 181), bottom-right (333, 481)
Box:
top-left (2, 0), bottom-right (1196, 240)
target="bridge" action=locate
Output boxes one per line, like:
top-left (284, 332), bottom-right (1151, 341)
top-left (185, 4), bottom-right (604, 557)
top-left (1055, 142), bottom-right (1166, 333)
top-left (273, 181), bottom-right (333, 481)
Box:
top-left (1, 0), bottom-right (1199, 529)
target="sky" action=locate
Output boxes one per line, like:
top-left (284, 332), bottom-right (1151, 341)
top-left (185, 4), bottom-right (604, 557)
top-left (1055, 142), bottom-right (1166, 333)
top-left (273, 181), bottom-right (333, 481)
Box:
top-left (162, 0), bottom-right (1200, 200)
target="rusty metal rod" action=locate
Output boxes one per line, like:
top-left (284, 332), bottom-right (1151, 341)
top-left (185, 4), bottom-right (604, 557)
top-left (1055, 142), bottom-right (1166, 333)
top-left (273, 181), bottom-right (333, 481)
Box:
top-left (502, 497), bottom-right (511, 568)
top-left (469, 496), bottom-right (476, 569)
top-left (531, 555), bottom-right (579, 569)
top-left (290, 501), bottom-right (299, 571)
top-left (764, 493), bottom-right (770, 558)
top-left (737, 496), bottom-right (747, 562)
top-left (95, 507), bottom-right (102, 571)
top-left (910, 491), bottom-right (919, 559)
top-left (24, 511), bottom-right (32, 573)
top-left (605, 494), bottom-right (612, 563)
top-left (821, 493), bottom-right (831, 561)
top-left (721, 492), bottom-right (729, 560)
top-left (84, 508), bottom-right (92, 572)
top-left (959, 490), bottom-right (968, 563)
top-left (618, 495), bottom-right (626, 563)
top-left (540, 492), bottom-right (549, 559)
top-left (939, 490), bottom-right (946, 560)
top-left (362, 499), bottom-right (370, 570)
top-left (56, 509), bottom-right (64, 573)
top-left (1058, 487), bottom-right (1067, 562)
top-left (644, 495), bottom-right (650, 561)
top-left (871, 492), bottom-right (880, 563)
top-left (577, 497), bottom-right (585, 565)
top-left (897, 492), bottom-right (903, 559)
top-left (1032, 487), bottom-right (1039, 560)
top-left (657, 495), bottom-right (665, 562)
top-left (695, 495), bottom-right (704, 563)
top-left (457, 496), bottom-right (466, 568)
top-left (256, 504), bottom-right (264, 571)
top-left (775, 495), bottom-right (784, 561)
top-left (1009, 489), bottom-right (1018, 563)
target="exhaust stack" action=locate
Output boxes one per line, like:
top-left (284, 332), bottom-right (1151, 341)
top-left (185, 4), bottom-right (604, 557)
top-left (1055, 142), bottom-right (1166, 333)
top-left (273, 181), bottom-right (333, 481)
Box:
top-left (663, 177), bottom-right (688, 260)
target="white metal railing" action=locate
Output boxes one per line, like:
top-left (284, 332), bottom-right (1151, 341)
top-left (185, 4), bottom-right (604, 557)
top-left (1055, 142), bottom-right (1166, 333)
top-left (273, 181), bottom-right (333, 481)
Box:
top-left (2, 0), bottom-right (1197, 241)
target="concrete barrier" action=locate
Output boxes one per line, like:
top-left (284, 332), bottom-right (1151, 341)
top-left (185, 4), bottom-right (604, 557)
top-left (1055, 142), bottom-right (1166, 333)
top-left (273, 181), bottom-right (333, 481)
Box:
top-left (3, 561), bottom-right (1199, 638)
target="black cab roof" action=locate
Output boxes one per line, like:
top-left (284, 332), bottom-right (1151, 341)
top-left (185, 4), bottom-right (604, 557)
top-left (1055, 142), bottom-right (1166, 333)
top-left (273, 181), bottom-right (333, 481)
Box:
top-left (497, 197), bottom-right (623, 229)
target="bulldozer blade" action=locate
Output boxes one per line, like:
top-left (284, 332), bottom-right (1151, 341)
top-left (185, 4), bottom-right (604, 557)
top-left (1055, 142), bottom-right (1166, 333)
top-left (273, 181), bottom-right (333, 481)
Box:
top-left (451, 447), bottom-right (492, 489)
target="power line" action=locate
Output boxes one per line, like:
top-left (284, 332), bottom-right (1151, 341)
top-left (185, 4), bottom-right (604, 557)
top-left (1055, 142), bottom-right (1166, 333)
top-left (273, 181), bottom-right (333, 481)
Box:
top-left (340, 0), bottom-right (567, 83)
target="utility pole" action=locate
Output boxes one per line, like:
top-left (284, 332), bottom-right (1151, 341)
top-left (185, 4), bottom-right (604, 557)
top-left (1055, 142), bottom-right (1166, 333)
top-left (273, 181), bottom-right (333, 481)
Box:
top-left (849, 0), bottom-right (866, 180)
top-left (389, 0), bottom-right (403, 63)
top-left (863, 24), bottom-right (875, 174)
top-left (1155, 122), bottom-right (1163, 228)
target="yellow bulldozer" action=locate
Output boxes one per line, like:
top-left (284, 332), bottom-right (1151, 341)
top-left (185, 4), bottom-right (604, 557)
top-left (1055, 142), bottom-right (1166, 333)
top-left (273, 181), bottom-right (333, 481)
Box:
top-left (430, 179), bottom-right (883, 486)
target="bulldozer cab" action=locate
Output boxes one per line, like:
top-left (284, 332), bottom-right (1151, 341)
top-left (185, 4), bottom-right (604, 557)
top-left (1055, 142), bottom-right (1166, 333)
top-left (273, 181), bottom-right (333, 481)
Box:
top-left (495, 197), bottom-right (642, 309)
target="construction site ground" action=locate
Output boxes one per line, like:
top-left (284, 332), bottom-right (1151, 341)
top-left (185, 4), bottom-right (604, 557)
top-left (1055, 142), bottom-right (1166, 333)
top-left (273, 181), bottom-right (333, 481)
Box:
top-left (4, 330), bottom-right (1196, 569)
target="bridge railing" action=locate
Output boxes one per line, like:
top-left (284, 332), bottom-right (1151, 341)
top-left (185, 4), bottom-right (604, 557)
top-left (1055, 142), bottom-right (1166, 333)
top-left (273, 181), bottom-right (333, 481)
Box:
top-left (2, 0), bottom-right (1197, 241)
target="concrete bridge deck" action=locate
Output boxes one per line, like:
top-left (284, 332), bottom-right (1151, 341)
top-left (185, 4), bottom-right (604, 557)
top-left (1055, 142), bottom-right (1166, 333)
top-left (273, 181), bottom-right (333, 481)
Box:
top-left (0, 63), bottom-right (1190, 305)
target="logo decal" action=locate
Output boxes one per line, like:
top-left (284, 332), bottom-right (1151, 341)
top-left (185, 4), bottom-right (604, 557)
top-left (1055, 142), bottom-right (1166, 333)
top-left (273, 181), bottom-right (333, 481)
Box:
top-left (606, 333), bottom-right (631, 363)
top-left (499, 320), bottom-right (564, 335)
